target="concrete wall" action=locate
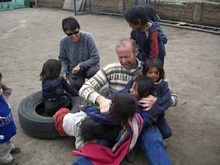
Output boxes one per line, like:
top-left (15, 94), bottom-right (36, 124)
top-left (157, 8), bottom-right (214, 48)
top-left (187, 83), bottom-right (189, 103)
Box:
top-left (36, 0), bottom-right (220, 27)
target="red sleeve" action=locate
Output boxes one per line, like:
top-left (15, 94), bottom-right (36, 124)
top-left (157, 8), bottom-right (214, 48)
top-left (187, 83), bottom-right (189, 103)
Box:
top-left (150, 31), bottom-right (159, 59)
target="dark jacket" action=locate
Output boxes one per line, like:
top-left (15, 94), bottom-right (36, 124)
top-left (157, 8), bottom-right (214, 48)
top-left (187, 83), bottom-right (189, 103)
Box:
top-left (131, 22), bottom-right (166, 64)
top-left (42, 77), bottom-right (78, 100)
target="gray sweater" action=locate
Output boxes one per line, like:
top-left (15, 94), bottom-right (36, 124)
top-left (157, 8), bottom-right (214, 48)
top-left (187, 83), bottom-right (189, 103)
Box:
top-left (58, 31), bottom-right (100, 74)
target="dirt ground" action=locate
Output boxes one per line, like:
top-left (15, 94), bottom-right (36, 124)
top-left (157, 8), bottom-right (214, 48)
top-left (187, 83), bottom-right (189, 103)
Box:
top-left (0, 7), bottom-right (219, 165)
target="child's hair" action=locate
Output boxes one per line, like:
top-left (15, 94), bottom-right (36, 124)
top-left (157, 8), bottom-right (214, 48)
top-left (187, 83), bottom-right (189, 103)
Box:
top-left (123, 6), bottom-right (149, 25)
top-left (62, 16), bottom-right (80, 32)
top-left (110, 93), bottom-right (138, 124)
top-left (39, 59), bottom-right (61, 81)
top-left (143, 5), bottom-right (160, 22)
top-left (80, 116), bottom-right (107, 142)
top-left (132, 76), bottom-right (154, 98)
top-left (142, 58), bottom-right (165, 80)
top-left (0, 72), bottom-right (2, 79)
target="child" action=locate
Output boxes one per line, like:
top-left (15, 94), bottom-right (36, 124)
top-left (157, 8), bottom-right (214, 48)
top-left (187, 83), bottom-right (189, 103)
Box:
top-left (53, 93), bottom-right (141, 150)
top-left (143, 5), bottom-right (168, 45)
top-left (124, 6), bottom-right (166, 64)
top-left (0, 72), bottom-right (20, 165)
top-left (109, 74), bottom-right (172, 139)
top-left (72, 93), bottom-right (143, 165)
top-left (40, 59), bottom-right (79, 116)
top-left (142, 58), bottom-right (172, 138)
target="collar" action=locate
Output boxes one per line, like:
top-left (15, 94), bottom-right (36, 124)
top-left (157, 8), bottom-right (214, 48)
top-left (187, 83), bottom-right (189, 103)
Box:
top-left (130, 59), bottom-right (143, 73)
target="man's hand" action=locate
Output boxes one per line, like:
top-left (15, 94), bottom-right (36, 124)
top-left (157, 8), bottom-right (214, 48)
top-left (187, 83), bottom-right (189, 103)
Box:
top-left (72, 65), bottom-right (80, 75)
top-left (138, 95), bottom-right (157, 111)
top-left (96, 95), bottom-right (112, 114)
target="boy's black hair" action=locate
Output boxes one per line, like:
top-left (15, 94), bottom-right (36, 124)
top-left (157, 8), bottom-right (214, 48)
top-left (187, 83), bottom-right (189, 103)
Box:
top-left (80, 117), bottom-right (107, 142)
top-left (143, 5), bottom-right (160, 22)
top-left (62, 16), bottom-right (81, 32)
top-left (142, 58), bottom-right (165, 80)
top-left (132, 76), bottom-right (154, 98)
top-left (110, 93), bottom-right (138, 124)
top-left (39, 59), bottom-right (61, 81)
top-left (123, 6), bottom-right (149, 25)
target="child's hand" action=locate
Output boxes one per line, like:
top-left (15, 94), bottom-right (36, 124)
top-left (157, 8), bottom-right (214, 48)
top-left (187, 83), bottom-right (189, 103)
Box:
top-left (0, 82), bottom-right (7, 90)
top-left (133, 73), bottom-right (139, 80)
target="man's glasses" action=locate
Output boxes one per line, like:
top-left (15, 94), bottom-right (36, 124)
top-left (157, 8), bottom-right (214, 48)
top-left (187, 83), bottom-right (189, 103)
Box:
top-left (66, 31), bottom-right (79, 36)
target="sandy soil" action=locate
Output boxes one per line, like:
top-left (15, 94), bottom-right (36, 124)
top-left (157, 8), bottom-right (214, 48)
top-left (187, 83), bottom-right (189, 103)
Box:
top-left (0, 7), bottom-right (219, 165)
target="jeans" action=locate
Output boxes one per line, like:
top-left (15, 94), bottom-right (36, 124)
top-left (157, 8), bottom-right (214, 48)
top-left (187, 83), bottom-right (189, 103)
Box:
top-left (69, 65), bottom-right (99, 90)
top-left (139, 125), bottom-right (172, 165)
top-left (72, 156), bottom-right (94, 165)
top-left (72, 139), bottom-right (113, 165)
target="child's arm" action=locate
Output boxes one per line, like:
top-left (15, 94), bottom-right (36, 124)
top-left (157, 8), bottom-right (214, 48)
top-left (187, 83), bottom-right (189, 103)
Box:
top-left (82, 106), bottom-right (114, 125)
top-left (149, 31), bottom-right (159, 59)
top-left (146, 81), bottom-right (171, 125)
top-left (61, 78), bottom-right (79, 96)
top-left (0, 82), bottom-right (12, 99)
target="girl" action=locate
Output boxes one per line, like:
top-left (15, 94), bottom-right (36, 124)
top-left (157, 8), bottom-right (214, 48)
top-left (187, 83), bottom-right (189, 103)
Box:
top-left (109, 73), bottom-right (172, 139)
top-left (143, 5), bottom-right (168, 45)
top-left (72, 93), bottom-right (143, 165)
top-left (142, 58), bottom-right (172, 139)
top-left (0, 72), bottom-right (20, 165)
top-left (40, 59), bottom-right (78, 116)
top-left (123, 6), bottom-right (166, 64)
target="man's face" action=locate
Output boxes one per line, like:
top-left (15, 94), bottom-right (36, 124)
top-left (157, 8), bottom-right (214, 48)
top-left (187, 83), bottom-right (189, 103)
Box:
top-left (116, 42), bottom-right (138, 69)
top-left (65, 28), bottom-right (80, 42)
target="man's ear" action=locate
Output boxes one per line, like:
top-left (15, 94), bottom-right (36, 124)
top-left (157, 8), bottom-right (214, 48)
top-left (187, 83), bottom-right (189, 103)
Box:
top-left (135, 48), bottom-right (139, 57)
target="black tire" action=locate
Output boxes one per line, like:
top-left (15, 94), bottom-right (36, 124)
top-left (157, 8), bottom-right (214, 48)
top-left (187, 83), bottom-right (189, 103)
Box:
top-left (18, 91), bottom-right (86, 140)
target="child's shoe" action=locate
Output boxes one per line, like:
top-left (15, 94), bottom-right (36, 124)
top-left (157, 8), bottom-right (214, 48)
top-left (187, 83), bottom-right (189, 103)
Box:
top-left (10, 147), bottom-right (21, 154)
top-left (2, 158), bottom-right (19, 165)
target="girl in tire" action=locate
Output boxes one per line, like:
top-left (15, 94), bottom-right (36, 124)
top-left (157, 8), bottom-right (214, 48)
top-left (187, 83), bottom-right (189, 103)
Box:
top-left (40, 59), bottom-right (79, 116)
top-left (0, 72), bottom-right (20, 165)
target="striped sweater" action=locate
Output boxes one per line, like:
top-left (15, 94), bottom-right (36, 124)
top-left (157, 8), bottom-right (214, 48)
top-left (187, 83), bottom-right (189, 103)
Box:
top-left (79, 60), bottom-right (142, 103)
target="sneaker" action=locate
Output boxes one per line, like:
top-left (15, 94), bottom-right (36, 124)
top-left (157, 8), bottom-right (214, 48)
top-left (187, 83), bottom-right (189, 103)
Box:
top-left (125, 149), bottom-right (136, 163)
top-left (2, 158), bottom-right (19, 165)
top-left (10, 147), bottom-right (21, 154)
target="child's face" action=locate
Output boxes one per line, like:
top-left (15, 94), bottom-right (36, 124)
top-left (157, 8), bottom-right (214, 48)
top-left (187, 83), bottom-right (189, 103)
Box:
top-left (127, 21), bottom-right (142, 30)
top-left (145, 67), bottom-right (159, 83)
top-left (130, 82), bottom-right (139, 98)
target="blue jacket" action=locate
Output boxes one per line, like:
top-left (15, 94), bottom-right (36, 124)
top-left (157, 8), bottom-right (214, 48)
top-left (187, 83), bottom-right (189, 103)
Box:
top-left (42, 77), bottom-right (78, 100)
top-left (108, 79), bottom-right (171, 126)
top-left (0, 95), bottom-right (17, 144)
top-left (131, 22), bottom-right (166, 64)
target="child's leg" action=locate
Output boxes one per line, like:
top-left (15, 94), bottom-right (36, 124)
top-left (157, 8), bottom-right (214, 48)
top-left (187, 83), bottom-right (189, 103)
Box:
top-left (0, 142), bottom-right (13, 163)
top-left (6, 140), bottom-right (20, 154)
top-left (6, 140), bottom-right (15, 151)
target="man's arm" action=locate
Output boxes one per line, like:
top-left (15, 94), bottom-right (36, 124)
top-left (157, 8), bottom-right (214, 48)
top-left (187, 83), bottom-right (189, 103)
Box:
top-left (78, 33), bottom-right (100, 71)
top-left (58, 37), bottom-right (69, 77)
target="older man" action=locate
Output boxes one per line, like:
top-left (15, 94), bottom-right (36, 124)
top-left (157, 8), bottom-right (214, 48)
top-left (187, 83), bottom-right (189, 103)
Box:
top-left (79, 38), bottom-right (177, 165)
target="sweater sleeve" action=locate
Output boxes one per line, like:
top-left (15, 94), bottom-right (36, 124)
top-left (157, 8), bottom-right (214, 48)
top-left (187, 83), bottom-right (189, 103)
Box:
top-left (146, 80), bottom-right (171, 125)
top-left (79, 67), bottom-right (108, 103)
top-left (58, 36), bottom-right (70, 74)
top-left (78, 33), bottom-right (100, 71)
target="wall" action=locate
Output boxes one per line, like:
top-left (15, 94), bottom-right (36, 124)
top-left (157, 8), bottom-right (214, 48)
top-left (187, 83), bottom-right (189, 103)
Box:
top-left (36, 0), bottom-right (220, 27)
